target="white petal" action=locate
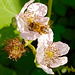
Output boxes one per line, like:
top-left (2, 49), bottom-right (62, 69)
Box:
top-left (34, 16), bottom-right (49, 25)
top-left (40, 64), bottom-right (54, 74)
top-left (60, 57), bottom-right (68, 65)
top-left (19, 0), bottom-right (34, 15)
top-left (40, 17), bottom-right (49, 25)
top-left (36, 45), bottom-right (45, 63)
top-left (38, 28), bottom-right (53, 44)
top-left (16, 15), bottom-right (25, 32)
top-left (53, 41), bottom-right (70, 56)
top-left (50, 57), bottom-right (68, 68)
top-left (20, 31), bottom-right (41, 40)
top-left (27, 3), bottom-right (47, 16)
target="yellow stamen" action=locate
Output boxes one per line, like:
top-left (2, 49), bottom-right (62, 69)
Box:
top-left (45, 51), bottom-right (53, 58)
top-left (29, 18), bottom-right (33, 23)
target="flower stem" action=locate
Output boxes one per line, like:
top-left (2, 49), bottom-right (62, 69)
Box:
top-left (28, 44), bottom-right (36, 55)
top-left (24, 40), bottom-right (36, 55)
top-left (38, 0), bottom-right (40, 2)
top-left (57, 69), bottom-right (61, 75)
top-left (47, 0), bottom-right (53, 20)
top-left (24, 40), bottom-right (33, 46)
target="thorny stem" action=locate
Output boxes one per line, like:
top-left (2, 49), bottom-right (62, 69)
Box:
top-left (47, 0), bottom-right (53, 20)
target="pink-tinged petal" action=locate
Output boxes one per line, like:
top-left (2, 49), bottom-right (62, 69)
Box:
top-left (53, 41), bottom-right (70, 56)
top-left (39, 17), bottom-right (49, 25)
top-left (50, 57), bottom-right (68, 68)
top-left (40, 64), bottom-right (54, 74)
top-left (60, 57), bottom-right (68, 65)
top-left (34, 16), bottom-right (49, 25)
top-left (16, 15), bottom-right (25, 32)
top-left (19, 0), bottom-right (34, 15)
top-left (38, 28), bottom-right (53, 44)
top-left (27, 3), bottom-right (47, 16)
top-left (20, 31), bottom-right (41, 40)
top-left (36, 45), bottom-right (45, 63)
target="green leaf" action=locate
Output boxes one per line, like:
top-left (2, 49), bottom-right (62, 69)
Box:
top-left (53, 0), bottom-right (67, 16)
top-left (0, 0), bottom-right (26, 29)
top-left (0, 25), bottom-right (18, 47)
top-left (53, 24), bottom-right (66, 34)
top-left (62, 29), bottom-right (75, 40)
top-left (53, 24), bottom-right (66, 41)
top-left (0, 64), bottom-right (17, 75)
top-left (0, 46), bottom-right (10, 66)
top-left (14, 50), bottom-right (35, 75)
top-left (31, 68), bottom-right (48, 75)
top-left (68, 15), bottom-right (75, 27)
top-left (60, 0), bottom-right (75, 8)
top-left (57, 17), bottom-right (68, 26)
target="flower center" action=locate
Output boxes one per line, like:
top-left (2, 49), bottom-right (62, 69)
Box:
top-left (45, 51), bottom-right (53, 58)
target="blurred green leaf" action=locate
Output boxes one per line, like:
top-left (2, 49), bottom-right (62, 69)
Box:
top-left (53, 0), bottom-right (67, 16)
top-left (14, 50), bottom-right (35, 75)
top-left (57, 17), bottom-right (68, 26)
top-left (0, 47), bottom-right (10, 66)
top-left (0, 64), bottom-right (17, 75)
top-left (51, 13), bottom-right (58, 22)
top-left (31, 68), bottom-right (48, 75)
top-left (62, 29), bottom-right (72, 40)
top-left (62, 29), bottom-right (75, 40)
top-left (53, 34), bottom-right (61, 42)
top-left (38, 0), bottom-right (48, 4)
top-left (53, 25), bottom-right (66, 34)
top-left (68, 15), bottom-right (75, 27)
top-left (53, 24), bottom-right (66, 41)
top-left (60, 0), bottom-right (75, 8)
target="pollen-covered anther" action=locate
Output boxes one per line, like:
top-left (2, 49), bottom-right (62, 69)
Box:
top-left (4, 37), bottom-right (26, 61)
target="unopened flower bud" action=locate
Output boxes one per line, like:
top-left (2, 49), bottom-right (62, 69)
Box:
top-left (12, 17), bottom-right (17, 28)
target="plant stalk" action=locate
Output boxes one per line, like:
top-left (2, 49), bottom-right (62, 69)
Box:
top-left (47, 0), bottom-right (53, 20)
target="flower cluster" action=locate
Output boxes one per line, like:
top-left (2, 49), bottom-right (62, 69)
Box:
top-left (15, 0), bottom-right (70, 74)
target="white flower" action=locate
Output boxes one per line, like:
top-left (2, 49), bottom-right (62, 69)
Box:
top-left (16, 0), bottom-right (50, 40)
top-left (36, 41), bottom-right (70, 74)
